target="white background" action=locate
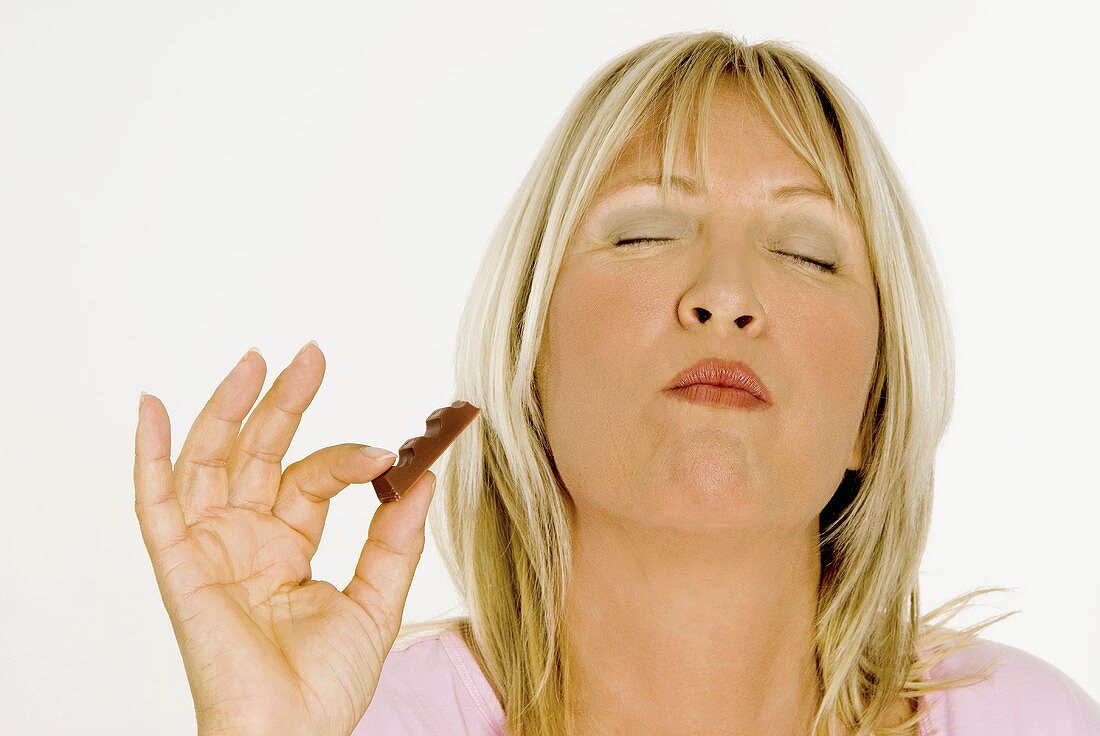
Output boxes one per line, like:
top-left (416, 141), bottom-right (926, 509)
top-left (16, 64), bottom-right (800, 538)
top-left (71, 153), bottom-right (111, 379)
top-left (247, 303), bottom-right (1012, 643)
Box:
top-left (1, 1), bottom-right (1097, 732)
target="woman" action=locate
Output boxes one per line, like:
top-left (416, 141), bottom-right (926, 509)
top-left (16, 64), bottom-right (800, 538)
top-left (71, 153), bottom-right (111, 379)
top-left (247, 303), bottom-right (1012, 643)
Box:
top-left (133, 31), bottom-right (1100, 736)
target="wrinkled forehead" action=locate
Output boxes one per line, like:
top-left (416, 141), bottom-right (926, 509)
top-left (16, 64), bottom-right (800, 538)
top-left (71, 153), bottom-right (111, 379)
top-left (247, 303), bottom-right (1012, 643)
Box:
top-left (591, 128), bottom-right (832, 217)
top-left (592, 80), bottom-right (828, 208)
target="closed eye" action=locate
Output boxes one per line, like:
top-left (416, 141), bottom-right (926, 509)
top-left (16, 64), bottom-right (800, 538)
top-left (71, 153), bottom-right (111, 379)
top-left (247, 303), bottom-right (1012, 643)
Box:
top-left (776, 251), bottom-right (837, 273)
top-left (613, 237), bottom-right (837, 274)
top-left (612, 236), bottom-right (673, 247)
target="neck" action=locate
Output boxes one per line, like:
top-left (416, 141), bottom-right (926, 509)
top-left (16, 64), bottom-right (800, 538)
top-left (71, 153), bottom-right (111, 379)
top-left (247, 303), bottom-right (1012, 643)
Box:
top-left (564, 504), bottom-right (823, 736)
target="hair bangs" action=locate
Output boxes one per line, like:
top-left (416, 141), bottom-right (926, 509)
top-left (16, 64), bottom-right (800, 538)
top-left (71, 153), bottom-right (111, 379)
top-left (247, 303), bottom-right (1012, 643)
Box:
top-left (740, 45), bottom-right (862, 226)
top-left (603, 41), bottom-right (861, 231)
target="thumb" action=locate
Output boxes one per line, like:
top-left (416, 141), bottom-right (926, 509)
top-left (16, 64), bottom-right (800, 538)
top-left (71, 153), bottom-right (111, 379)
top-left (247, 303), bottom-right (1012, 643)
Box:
top-left (342, 470), bottom-right (436, 637)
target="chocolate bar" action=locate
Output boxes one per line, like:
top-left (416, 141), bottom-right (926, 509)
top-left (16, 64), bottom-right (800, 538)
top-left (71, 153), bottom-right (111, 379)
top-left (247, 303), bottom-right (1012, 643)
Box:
top-left (371, 400), bottom-right (481, 502)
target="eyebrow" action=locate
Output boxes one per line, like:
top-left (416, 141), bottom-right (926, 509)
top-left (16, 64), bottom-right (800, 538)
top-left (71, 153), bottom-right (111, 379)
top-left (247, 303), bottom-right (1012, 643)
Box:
top-left (594, 175), bottom-right (836, 205)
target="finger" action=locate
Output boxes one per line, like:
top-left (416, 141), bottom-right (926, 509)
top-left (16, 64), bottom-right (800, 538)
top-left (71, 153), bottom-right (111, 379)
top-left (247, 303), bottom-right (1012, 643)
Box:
top-left (226, 341), bottom-right (323, 512)
top-left (342, 471), bottom-right (437, 640)
top-left (172, 347), bottom-right (266, 524)
top-left (134, 392), bottom-right (187, 570)
top-left (272, 443), bottom-right (398, 551)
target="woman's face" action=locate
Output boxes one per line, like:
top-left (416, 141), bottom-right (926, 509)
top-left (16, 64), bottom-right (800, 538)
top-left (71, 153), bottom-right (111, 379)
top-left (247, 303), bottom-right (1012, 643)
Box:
top-left (535, 78), bottom-right (880, 538)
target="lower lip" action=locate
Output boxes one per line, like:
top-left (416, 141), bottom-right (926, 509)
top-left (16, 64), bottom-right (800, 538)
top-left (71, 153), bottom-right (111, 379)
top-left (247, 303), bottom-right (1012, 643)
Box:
top-left (668, 384), bottom-right (770, 410)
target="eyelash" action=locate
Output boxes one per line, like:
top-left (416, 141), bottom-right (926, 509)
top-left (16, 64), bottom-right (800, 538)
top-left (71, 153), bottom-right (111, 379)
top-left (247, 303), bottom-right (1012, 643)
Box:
top-left (611, 237), bottom-right (838, 274)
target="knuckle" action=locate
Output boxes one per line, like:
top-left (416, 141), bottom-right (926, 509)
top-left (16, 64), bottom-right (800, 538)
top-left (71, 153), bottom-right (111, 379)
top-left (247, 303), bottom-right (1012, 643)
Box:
top-left (238, 445), bottom-right (283, 465)
top-left (365, 535), bottom-right (420, 562)
top-left (181, 456), bottom-right (228, 470)
top-left (325, 463), bottom-right (354, 487)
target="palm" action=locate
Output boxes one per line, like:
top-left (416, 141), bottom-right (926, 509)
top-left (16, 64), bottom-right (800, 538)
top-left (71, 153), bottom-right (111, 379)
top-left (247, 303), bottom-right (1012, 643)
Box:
top-left (134, 343), bottom-right (436, 736)
top-left (168, 511), bottom-right (376, 735)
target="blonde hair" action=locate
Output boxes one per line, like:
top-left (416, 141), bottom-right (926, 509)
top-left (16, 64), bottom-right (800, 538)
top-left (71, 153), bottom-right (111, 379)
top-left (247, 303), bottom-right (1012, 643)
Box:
top-left (397, 30), bottom-right (1018, 735)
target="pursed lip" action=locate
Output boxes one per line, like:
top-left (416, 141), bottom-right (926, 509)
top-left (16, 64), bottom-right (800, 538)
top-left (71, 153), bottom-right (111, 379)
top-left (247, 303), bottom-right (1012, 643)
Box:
top-left (664, 357), bottom-right (773, 405)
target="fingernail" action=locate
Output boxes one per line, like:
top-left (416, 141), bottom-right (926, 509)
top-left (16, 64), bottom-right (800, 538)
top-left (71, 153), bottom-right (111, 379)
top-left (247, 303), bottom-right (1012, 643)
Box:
top-left (361, 445), bottom-right (397, 460)
top-left (240, 346), bottom-right (262, 364)
top-left (138, 391), bottom-right (148, 416)
top-left (296, 339), bottom-right (319, 358)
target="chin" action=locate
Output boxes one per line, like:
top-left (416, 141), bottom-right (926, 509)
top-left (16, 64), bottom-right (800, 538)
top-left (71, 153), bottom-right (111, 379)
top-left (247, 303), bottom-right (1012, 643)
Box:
top-left (646, 475), bottom-right (766, 526)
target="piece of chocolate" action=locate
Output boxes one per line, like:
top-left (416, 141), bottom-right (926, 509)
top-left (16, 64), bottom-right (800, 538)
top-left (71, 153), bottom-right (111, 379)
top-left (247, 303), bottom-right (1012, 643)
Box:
top-left (371, 400), bottom-right (481, 503)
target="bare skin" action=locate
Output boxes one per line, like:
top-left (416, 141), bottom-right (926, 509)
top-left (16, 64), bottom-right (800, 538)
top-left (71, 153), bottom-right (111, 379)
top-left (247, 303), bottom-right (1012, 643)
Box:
top-left (535, 76), bottom-right (903, 734)
top-left (133, 341), bottom-right (436, 736)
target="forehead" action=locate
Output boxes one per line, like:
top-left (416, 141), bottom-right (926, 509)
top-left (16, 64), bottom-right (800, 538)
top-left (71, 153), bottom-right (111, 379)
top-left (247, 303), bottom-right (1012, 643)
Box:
top-left (596, 84), bottom-right (825, 204)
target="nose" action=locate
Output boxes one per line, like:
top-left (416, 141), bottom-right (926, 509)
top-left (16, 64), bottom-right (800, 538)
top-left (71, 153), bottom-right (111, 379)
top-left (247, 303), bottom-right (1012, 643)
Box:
top-left (677, 237), bottom-right (766, 338)
top-left (691, 308), bottom-right (755, 331)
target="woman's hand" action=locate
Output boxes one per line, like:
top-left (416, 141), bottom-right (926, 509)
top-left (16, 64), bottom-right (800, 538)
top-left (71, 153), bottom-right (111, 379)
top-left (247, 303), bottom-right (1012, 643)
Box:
top-left (133, 342), bottom-right (435, 736)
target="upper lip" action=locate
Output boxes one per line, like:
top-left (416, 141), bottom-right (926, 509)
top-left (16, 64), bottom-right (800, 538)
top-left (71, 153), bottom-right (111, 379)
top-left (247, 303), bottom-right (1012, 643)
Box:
top-left (664, 357), bottom-right (772, 404)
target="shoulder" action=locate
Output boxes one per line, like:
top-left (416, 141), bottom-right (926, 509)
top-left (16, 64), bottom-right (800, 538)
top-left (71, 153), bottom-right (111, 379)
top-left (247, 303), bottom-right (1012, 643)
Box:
top-left (350, 628), bottom-right (506, 736)
top-left (918, 636), bottom-right (1100, 736)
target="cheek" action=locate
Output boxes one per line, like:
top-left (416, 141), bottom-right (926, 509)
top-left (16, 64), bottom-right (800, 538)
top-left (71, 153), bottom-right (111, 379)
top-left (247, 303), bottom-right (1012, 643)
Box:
top-left (820, 300), bottom-right (877, 397)
top-left (806, 315), bottom-right (872, 384)
top-left (539, 264), bottom-right (659, 492)
top-left (549, 263), bottom-right (658, 384)
top-left (775, 288), bottom-right (879, 428)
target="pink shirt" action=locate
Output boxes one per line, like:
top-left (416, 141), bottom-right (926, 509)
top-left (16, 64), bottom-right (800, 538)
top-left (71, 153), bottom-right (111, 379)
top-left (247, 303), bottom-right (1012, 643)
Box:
top-left (353, 630), bottom-right (1100, 735)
